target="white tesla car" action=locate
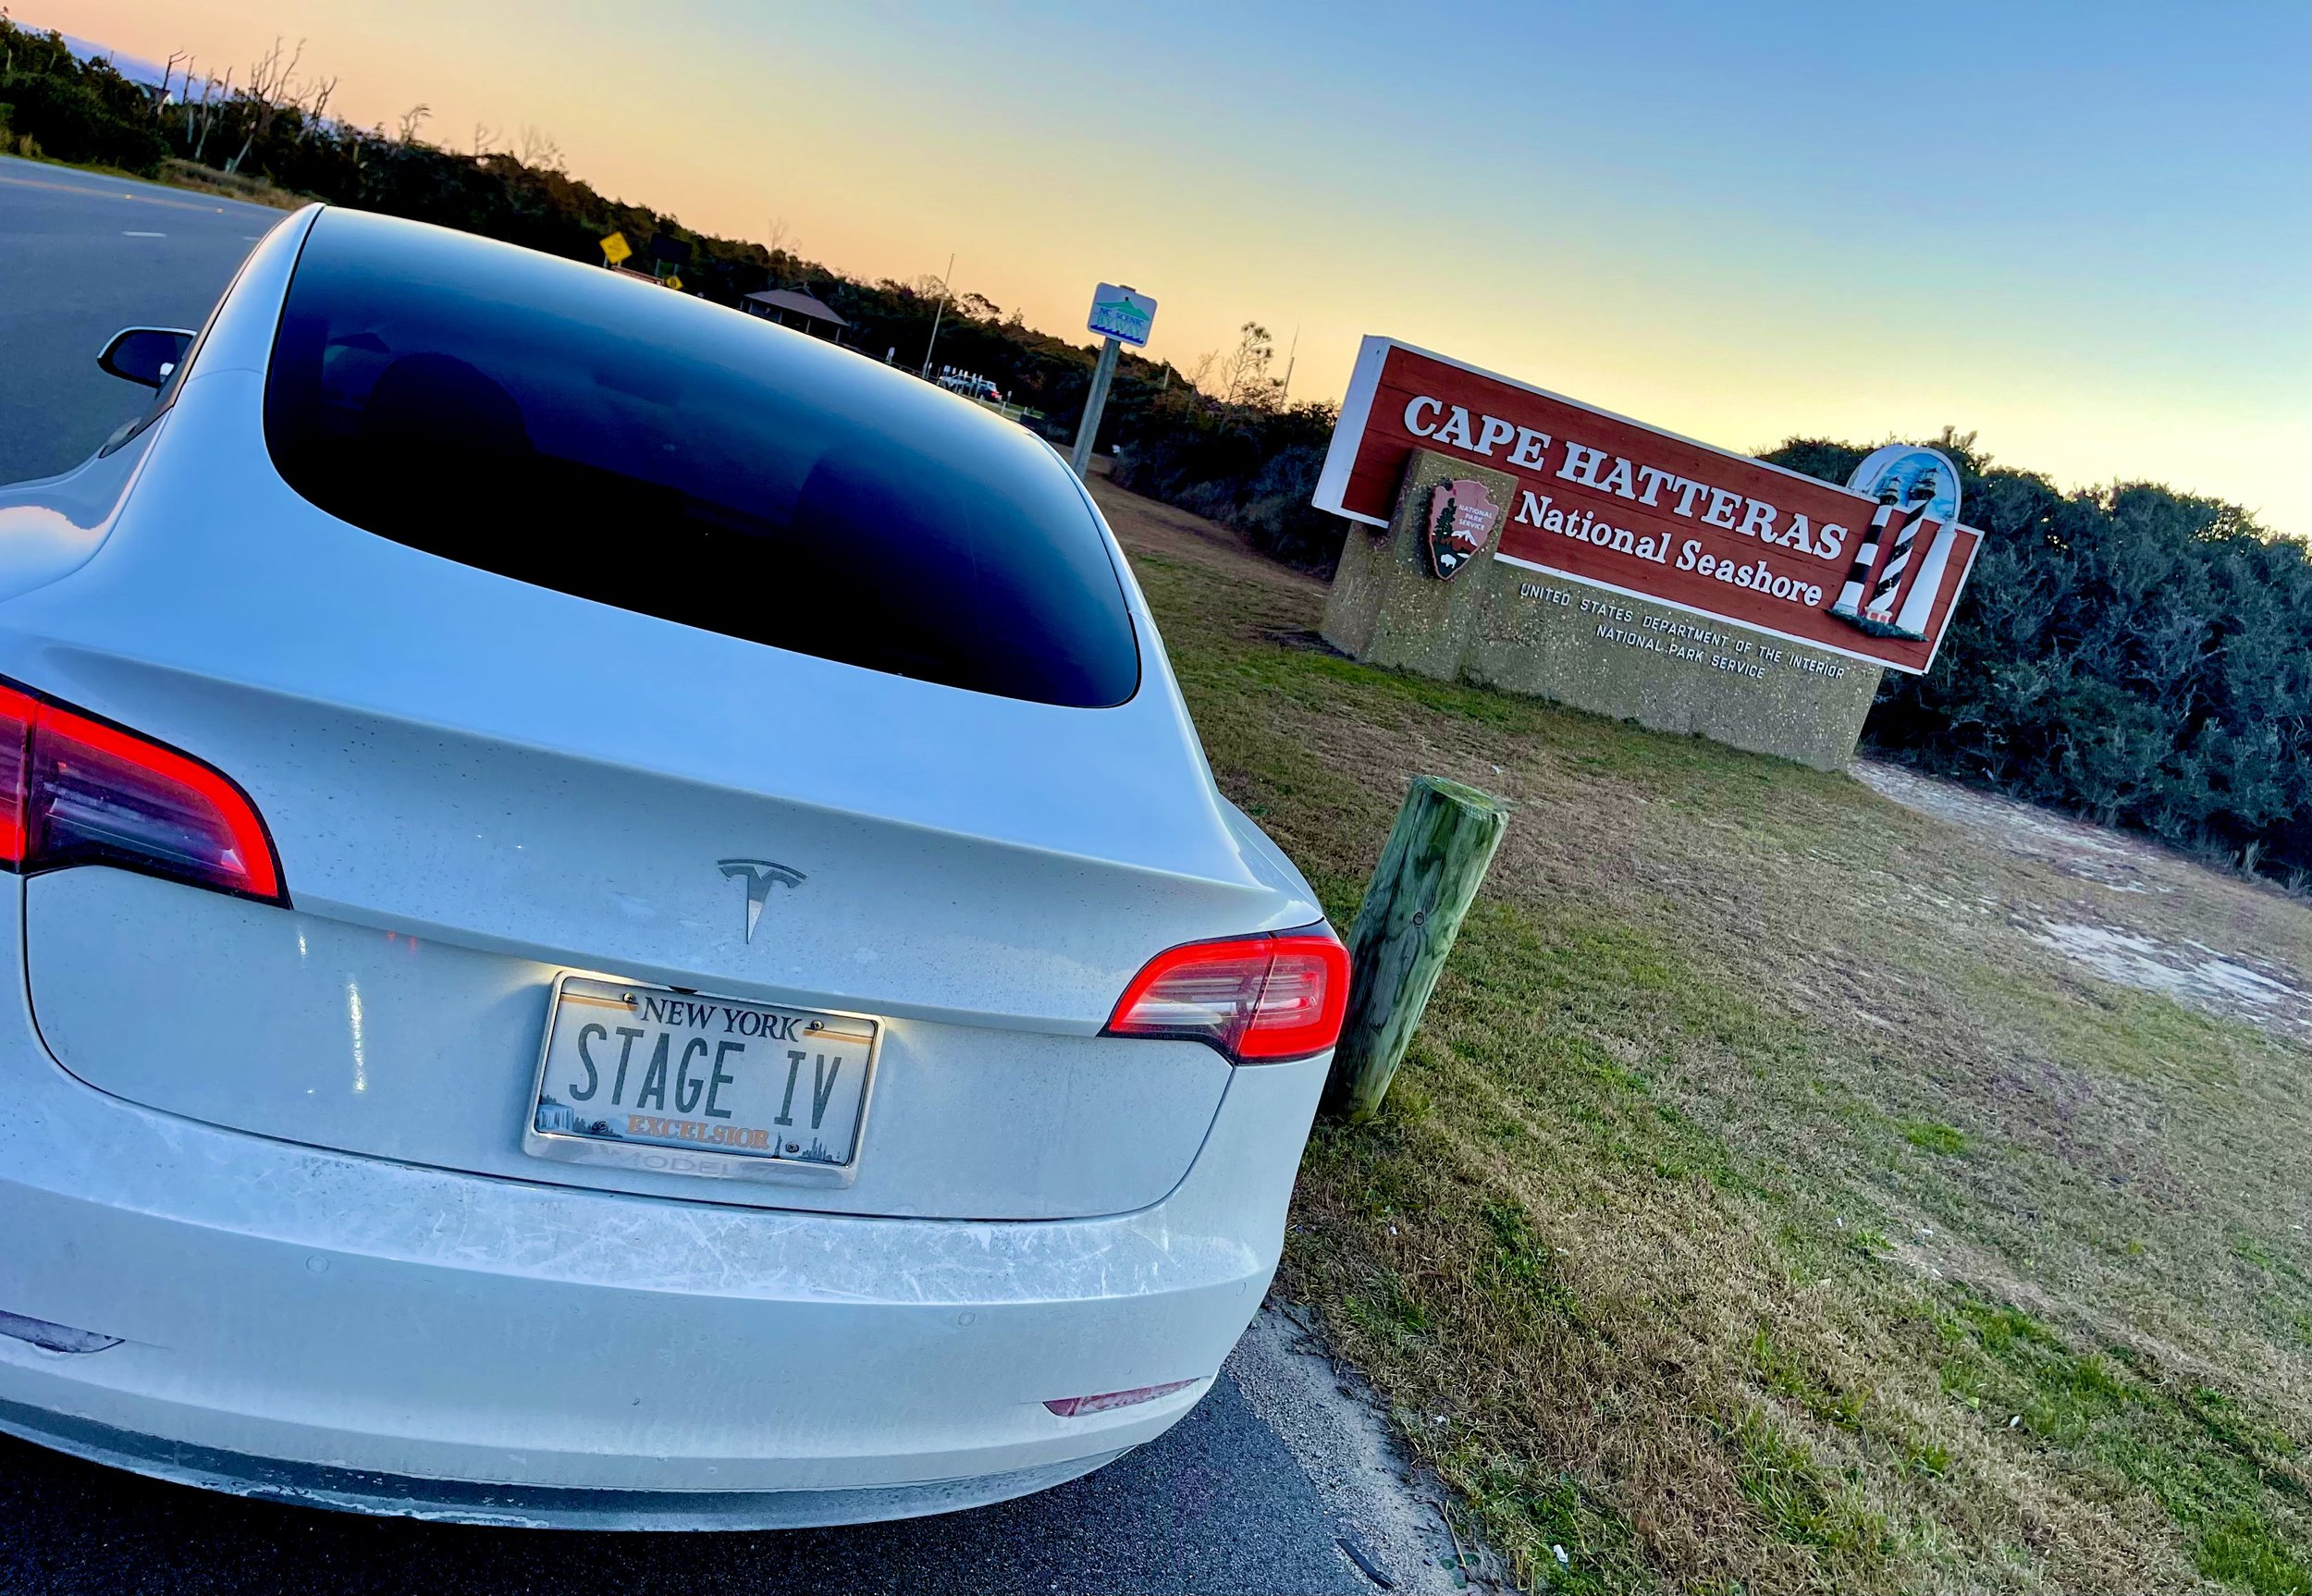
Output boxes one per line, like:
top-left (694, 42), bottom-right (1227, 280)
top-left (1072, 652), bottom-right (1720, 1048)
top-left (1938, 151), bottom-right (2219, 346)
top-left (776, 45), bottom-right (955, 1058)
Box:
top-left (0, 206), bottom-right (1346, 1528)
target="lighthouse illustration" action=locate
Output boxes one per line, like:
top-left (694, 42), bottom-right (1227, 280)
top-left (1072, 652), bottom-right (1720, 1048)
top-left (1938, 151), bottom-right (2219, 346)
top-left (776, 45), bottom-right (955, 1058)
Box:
top-left (1830, 445), bottom-right (1964, 642)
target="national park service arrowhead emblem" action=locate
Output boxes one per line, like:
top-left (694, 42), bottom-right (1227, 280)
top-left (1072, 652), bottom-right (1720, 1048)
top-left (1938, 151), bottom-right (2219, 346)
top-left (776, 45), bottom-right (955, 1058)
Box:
top-left (1424, 477), bottom-right (1502, 580)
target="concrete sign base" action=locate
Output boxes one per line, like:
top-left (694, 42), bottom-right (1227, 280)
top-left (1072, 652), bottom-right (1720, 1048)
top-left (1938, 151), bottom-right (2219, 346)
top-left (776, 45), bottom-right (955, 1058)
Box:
top-left (1322, 448), bottom-right (1883, 771)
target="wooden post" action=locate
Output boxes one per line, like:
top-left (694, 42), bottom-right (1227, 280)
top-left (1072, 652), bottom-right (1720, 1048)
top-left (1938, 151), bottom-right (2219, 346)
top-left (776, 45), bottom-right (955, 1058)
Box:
top-left (1322, 775), bottom-right (1509, 1123)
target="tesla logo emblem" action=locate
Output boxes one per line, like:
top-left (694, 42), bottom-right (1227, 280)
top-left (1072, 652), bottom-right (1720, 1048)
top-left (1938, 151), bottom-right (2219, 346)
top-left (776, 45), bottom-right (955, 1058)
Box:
top-left (719, 858), bottom-right (805, 942)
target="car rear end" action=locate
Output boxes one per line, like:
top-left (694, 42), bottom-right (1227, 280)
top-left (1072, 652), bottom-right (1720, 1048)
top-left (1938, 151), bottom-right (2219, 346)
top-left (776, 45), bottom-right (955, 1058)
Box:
top-left (0, 207), bottom-right (1342, 1526)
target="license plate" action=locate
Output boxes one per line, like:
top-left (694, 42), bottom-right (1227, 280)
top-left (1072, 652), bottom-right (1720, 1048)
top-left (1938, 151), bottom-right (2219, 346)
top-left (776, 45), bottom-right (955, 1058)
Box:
top-left (523, 975), bottom-right (879, 1184)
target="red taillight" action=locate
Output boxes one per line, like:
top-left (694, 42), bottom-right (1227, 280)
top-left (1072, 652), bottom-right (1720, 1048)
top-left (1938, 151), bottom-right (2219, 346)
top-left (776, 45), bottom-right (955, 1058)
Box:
top-left (0, 682), bottom-right (285, 905)
top-left (1104, 927), bottom-right (1349, 1063)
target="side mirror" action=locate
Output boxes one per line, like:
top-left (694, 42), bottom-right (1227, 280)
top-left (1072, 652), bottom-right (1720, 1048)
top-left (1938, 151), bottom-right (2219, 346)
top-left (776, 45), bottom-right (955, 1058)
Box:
top-left (98, 327), bottom-right (197, 389)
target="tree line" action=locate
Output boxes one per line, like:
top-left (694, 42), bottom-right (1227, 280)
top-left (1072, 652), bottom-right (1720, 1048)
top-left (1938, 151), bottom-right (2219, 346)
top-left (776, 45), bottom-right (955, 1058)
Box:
top-left (3, 20), bottom-right (2305, 884)
top-left (1769, 434), bottom-right (2309, 884)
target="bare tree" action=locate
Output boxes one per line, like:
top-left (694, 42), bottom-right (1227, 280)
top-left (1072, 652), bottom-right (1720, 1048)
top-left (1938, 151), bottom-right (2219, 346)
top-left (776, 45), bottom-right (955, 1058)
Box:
top-left (297, 74), bottom-right (337, 141)
top-left (516, 124), bottom-right (562, 171)
top-left (471, 121), bottom-right (498, 157)
top-left (186, 68), bottom-right (232, 163)
top-left (258, 38), bottom-right (304, 98)
top-left (157, 51), bottom-right (189, 114)
top-left (224, 37), bottom-right (303, 173)
top-left (1217, 322), bottom-right (1278, 407)
top-left (764, 215), bottom-right (797, 263)
top-left (396, 103), bottom-right (432, 145)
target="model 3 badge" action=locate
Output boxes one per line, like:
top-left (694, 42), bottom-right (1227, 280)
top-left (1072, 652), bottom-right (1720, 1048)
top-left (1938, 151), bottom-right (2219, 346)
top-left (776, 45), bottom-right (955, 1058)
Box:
top-left (719, 858), bottom-right (806, 942)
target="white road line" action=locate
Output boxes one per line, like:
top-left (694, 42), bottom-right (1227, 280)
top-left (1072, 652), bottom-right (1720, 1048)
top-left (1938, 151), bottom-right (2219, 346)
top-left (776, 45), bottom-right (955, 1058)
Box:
top-left (122, 229), bottom-right (166, 238)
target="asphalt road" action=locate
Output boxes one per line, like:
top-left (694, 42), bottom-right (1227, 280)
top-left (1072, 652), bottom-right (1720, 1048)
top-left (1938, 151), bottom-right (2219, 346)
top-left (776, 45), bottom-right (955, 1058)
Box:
top-left (0, 157), bottom-right (285, 485)
top-left (0, 156), bottom-right (1448, 1596)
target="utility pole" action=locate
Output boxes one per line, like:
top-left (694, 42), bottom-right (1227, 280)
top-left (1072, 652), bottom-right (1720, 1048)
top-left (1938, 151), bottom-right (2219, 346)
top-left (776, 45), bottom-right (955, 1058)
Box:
top-left (917, 252), bottom-right (955, 379)
top-left (1280, 325), bottom-right (1299, 400)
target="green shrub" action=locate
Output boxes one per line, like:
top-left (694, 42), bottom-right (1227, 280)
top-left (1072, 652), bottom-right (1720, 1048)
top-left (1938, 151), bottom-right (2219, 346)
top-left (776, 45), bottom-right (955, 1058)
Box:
top-left (1766, 433), bottom-right (2312, 883)
top-left (0, 68), bottom-right (167, 172)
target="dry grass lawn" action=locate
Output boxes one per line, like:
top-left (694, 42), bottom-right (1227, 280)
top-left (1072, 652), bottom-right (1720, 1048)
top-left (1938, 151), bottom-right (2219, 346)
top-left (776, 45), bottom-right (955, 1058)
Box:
top-left (1091, 473), bottom-right (2312, 1596)
top-left (154, 157), bottom-right (305, 209)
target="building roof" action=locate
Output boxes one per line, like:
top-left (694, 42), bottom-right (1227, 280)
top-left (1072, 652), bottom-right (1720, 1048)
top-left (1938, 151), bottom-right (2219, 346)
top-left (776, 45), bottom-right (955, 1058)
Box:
top-left (744, 288), bottom-right (849, 327)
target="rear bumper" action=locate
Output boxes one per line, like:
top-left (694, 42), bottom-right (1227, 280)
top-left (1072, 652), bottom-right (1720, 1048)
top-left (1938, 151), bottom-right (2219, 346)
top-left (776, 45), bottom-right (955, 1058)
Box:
top-left (0, 1393), bottom-right (1128, 1529)
top-left (0, 909), bottom-right (1325, 1527)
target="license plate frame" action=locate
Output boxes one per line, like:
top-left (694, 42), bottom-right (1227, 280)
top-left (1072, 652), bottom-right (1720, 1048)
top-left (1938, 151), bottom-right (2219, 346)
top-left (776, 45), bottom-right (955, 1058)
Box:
top-left (522, 972), bottom-right (882, 1188)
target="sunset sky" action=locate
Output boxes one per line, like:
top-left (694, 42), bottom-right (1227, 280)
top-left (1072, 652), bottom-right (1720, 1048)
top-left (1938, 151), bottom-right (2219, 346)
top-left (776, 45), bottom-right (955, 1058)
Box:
top-left (31, 0), bottom-right (2311, 535)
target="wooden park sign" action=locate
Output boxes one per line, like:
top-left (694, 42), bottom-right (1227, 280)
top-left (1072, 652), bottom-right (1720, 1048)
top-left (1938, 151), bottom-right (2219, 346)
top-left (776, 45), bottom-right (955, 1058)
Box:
top-left (1312, 338), bottom-right (1987, 767)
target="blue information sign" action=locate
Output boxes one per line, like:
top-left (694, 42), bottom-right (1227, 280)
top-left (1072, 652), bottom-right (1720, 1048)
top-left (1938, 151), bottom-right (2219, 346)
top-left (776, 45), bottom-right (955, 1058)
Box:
top-left (1087, 284), bottom-right (1157, 348)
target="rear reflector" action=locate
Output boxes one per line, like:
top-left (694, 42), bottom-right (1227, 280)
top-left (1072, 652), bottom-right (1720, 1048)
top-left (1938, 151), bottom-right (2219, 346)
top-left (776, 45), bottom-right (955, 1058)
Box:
top-left (1043, 1379), bottom-right (1198, 1418)
top-left (0, 681), bottom-right (286, 905)
top-left (1104, 927), bottom-right (1349, 1063)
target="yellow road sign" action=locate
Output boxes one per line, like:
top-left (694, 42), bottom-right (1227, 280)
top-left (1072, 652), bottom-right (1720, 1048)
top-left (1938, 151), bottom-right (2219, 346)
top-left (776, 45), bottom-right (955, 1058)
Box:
top-left (665, 274), bottom-right (683, 291)
top-left (599, 230), bottom-right (632, 264)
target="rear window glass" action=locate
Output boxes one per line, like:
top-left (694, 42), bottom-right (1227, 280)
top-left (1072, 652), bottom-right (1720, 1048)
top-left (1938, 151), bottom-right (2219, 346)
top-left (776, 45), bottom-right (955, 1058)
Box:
top-left (264, 211), bottom-right (1138, 707)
